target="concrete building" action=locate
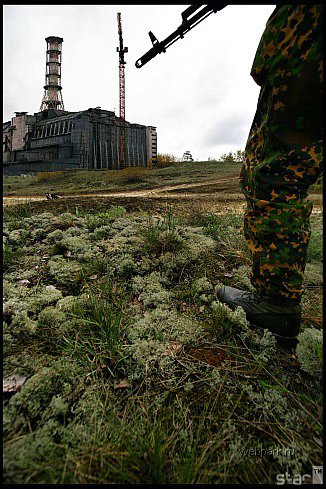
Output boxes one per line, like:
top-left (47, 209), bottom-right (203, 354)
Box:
top-left (3, 108), bottom-right (157, 175)
top-left (3, 121), bottom-right (11, 164)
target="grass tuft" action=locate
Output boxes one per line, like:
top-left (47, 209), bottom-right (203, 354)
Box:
top-left (141, 207), bottom-right (185, 256)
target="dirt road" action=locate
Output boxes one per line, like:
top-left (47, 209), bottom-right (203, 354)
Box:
top-left (3, 177), bottom-right (239, 204)
top-left (3, 175), bottom-right (322, 215)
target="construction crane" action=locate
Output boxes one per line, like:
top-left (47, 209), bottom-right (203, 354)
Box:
top-left (117, 12), bottom-right (128, 168)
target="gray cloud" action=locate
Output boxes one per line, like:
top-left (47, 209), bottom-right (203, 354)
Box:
top-left (204, 112), bottom-right (251, 147)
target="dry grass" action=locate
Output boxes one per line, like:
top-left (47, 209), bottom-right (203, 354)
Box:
top-left (36, 171), bottom-right (65, 182)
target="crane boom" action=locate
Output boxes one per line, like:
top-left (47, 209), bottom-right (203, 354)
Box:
top-left (117, 12), bottom-right (128, 119)
top-left (117, 12), bottom-right (128, 168)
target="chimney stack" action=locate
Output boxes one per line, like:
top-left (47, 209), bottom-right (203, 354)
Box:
top-left (40, 36), bottom-right (65, 111)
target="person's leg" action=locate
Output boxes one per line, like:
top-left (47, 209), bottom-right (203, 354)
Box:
top-left (218, 5), bottom-right (323, 340)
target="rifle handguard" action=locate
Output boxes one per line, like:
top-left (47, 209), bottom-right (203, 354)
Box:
top-left (135, 3), bottom-right (227, 68)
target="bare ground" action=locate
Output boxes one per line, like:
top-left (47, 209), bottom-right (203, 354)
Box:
top-left (3, 175), bottom-right (322, 219)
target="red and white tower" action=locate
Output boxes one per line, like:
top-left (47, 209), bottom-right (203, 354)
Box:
top-left (117, 13), bottom-right (128, 168)
top-left (40, 36), bottom-right (65, 111)
top-left (117, 13), bottom-right (128, 121)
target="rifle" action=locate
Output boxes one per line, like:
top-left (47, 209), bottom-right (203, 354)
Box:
top-left (135, 3), bottom-right (227, 68)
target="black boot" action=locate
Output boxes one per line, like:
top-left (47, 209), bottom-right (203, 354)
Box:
top-left (217, 285), bottom-right (301, 348)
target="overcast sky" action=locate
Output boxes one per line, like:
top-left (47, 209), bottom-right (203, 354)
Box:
top-left (3, 4), bottom-right (275, 160)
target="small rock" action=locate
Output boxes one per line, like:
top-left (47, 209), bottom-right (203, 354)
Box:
top-left (45, 285), bottom-right (57, 291)
top-left (163, 341), bottom-right (183, 356)
top-left (114, 379), bottom-right (132, 389)
top-left (3, 374), bottom-right (26, 393)
top-left (18, 279), bottom-right (30, 286)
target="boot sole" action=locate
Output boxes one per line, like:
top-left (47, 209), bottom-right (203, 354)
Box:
top-left (249, 321), bottom-right (298, 350)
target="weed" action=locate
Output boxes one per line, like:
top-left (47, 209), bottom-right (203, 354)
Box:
top-left (142, 207), bottom-right (184, 256)
top-left (3, 242), bottom-right (24, 271)
top-left (203, 212), bottom-right (248, 268)
top-left (3, 201), bottom-right (34, 219)
top-left (307, 227), bottom-right (323, 262)
top-left (63, 278), bottom-right (128, 372)
top-left (206, 212), bottom-right (242, 232)
top-left (78, 255), bottom-right (111, 280)
top-left (85, 207), bottom-right (127, 231)
top-left (84, 214), bottom-right (100, 232)
top-left (97, 206), bottom-right (127, 220)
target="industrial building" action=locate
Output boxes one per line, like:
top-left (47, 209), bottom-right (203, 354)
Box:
top-left (3, 108), bottom-right (157, 175)
top-left (3, 33), bottom-right (157, 175)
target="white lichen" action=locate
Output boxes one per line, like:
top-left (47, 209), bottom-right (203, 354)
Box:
top-left (47, 257), bottom-right (81, 284)
top-left (191, 277), bottom-right (213, 302)
top-left (47, 229), bottom-right (64, 243)
top-left (296, 328), bottom-right (323, 377)
top-left (125, 305), bottom-right (204, 380)
top-left (131, 272), bottom-right (171, 307)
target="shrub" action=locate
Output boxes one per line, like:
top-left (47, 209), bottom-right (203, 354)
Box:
top-left (36, 171), bottom-right (64, 182)
top-left (120, 167), bottom-right (148, 183)
top-left (155, 153), bottom-right (181, 168)
top-left (219, 150), bottom-right (245, 163)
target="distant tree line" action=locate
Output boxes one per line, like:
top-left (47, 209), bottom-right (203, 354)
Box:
top-left (208, 150), bottom-right (245, 163)
top-left (154, 149), bottom-right (245, 168)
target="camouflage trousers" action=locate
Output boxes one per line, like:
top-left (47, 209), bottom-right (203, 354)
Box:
top-left (240, 5), bottom-right (323, 306)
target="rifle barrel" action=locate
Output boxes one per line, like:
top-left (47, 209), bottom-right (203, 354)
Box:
top-left (135, 3), bottom-right (227, 68)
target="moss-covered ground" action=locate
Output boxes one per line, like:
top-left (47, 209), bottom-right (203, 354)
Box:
top-left (3, 166), bottom-right (323, 484)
